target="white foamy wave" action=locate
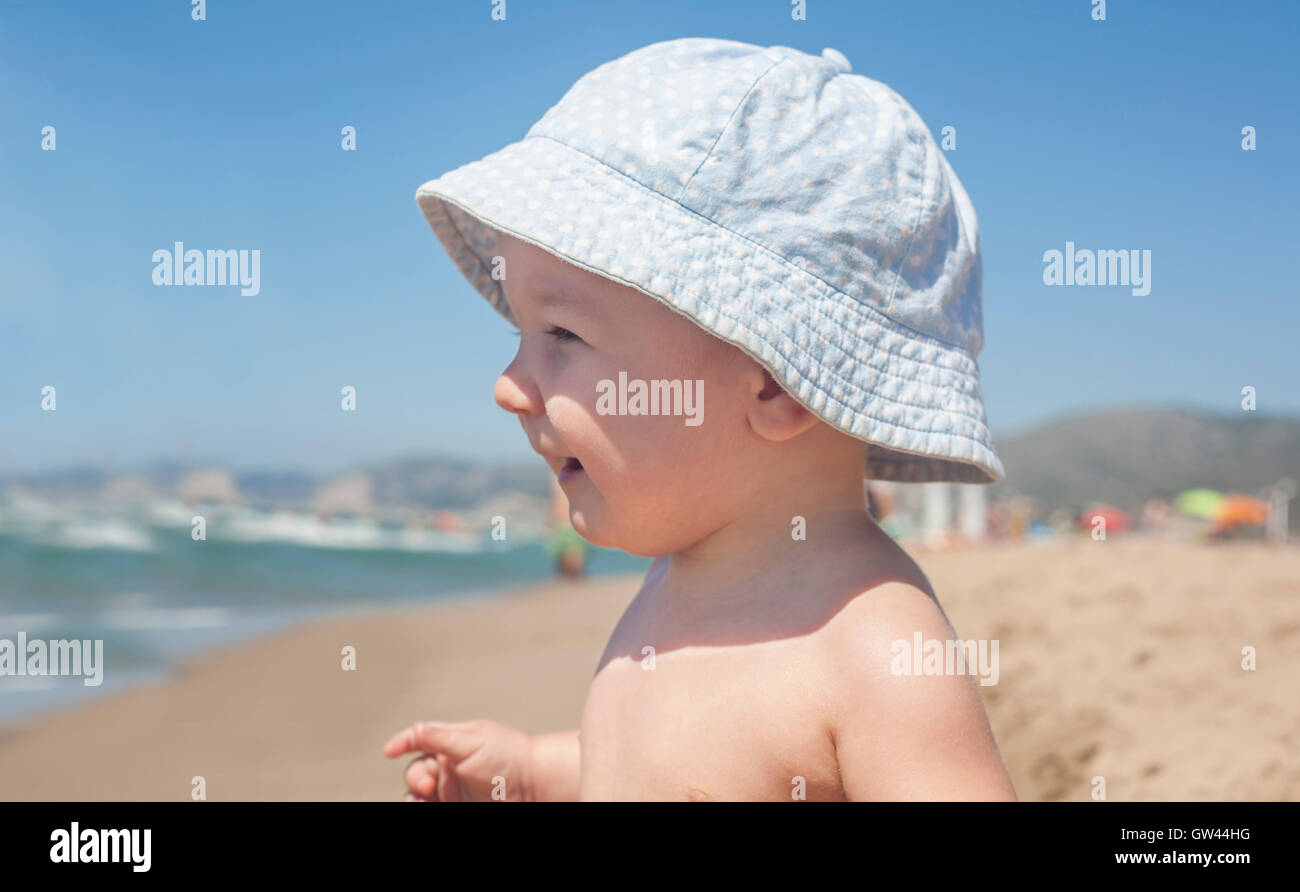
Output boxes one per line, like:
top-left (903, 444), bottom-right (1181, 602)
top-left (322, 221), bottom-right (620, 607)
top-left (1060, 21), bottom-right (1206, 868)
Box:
top-left (104, 591), bottom-right (155, 609)
top-left (101, 607), bottom-right (232, 630)
top-left (215, 510), bottom-right (483, 552)
top-left (142, 499), bottom-right (198, 528)
top-left (0, 491), bottom-right (72, 533)
top-left (393, 527), bottom-right (484, 553)
top-left (40, 520), bottom-right (156, 552)
top-left (0, 613), bottom-right (63, 634)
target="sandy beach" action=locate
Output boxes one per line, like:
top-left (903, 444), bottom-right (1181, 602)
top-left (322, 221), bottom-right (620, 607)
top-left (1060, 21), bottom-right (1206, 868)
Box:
top-left (0, 538), bottom-right (1295, 801)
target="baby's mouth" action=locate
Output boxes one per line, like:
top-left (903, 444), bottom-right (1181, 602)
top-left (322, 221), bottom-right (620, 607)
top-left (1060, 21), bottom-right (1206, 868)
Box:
top-left (558, 456), bottom-right (585, 482)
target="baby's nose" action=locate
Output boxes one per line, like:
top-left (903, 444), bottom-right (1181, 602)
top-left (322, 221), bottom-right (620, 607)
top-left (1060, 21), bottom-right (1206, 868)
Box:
top-left (494, 367), bottom-right (542, 417)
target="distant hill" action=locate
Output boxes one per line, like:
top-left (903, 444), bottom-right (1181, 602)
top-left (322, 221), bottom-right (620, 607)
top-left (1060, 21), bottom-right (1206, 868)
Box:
top-left (5, 407), bottom-right (1296, 520)
top-left (989, 407), bottom-right (1300, 513)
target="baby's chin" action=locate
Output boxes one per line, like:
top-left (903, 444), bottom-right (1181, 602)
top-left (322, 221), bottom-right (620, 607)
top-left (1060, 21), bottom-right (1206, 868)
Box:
top-left (569, 504), bottom-right (712, 558)
top-left (568, 506), bottom-right (631, 552)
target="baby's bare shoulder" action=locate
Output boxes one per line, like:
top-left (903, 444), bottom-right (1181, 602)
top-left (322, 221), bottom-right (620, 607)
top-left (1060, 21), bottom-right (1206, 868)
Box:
top-left (816, 575), bottom-right (954, 675)
top-left (810, 531), bottom-right (952, 659)
top-left (808, 573), bottom-right (1016, 800)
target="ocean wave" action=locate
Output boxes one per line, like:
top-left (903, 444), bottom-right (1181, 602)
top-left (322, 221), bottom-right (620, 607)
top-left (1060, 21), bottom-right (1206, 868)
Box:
top-left (0, 492), bottom-right (506, 554)
top-left (0, 492), bottom-right (67, 534)
top-left (141, 500), bottom-right (198, 528)
top-left (38, 521), bottom-right (157, 552)
top-left (215, 511), bottom-right (484, 553)
top-left (100, 606), bottom-right (233, 631)
top-left (0, 613), bottom-right (63, 635)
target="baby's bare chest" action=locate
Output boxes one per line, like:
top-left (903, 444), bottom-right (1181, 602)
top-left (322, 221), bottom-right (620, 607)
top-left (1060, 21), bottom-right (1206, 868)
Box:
top-left (578, 637), bottom-right (844, 801)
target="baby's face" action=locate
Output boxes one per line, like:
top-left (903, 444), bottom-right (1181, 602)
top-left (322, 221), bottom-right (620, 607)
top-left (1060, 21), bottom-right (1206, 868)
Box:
top-left (492, 233), bottom-right (757, 555)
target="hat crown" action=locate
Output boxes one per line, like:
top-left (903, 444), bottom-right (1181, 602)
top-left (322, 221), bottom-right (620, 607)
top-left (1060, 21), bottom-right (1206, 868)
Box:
top-left (525, 37), bottom-right (984, 355)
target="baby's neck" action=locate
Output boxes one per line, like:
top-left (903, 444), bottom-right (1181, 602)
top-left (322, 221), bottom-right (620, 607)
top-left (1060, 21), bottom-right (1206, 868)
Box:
top-left (652, 479), bottom-right (886, 617)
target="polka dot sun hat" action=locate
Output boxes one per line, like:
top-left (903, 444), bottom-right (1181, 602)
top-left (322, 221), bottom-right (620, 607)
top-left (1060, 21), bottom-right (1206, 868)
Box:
top-left (416, 37), bottom-right (1004, 484)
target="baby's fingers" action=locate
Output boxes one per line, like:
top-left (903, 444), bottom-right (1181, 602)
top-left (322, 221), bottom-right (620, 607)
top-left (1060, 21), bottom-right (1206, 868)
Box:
top-left (384, 720), bottom-right (480, 761)
top-left (404, 755), bottom-right (441, 800)
top-left (384, 720), bottom-right (449, 758)
top-left (436, 753), bottom-right (465, 802)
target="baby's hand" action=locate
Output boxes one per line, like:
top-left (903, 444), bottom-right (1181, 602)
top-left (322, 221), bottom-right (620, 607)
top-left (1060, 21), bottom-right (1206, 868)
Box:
top-left (383, 719), bottom-right (535, 802)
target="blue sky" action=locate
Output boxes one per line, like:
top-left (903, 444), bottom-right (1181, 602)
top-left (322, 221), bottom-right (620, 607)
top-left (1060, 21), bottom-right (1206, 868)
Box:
top-left (2, 0), bottom-right (1296, 475)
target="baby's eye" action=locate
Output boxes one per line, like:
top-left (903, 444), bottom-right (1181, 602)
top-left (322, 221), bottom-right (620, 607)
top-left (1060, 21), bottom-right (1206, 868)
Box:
top-left (547, 326), bottom-right (581, 343)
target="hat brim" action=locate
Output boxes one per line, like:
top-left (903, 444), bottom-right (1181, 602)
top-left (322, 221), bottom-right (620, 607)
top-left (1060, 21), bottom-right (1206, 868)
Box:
top-left (416, 135), bottom-right (1005, 485)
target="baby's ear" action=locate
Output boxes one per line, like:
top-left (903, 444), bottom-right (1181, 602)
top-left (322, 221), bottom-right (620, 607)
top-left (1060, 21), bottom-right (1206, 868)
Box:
top-left (747, 368), bottom-right (821, 442)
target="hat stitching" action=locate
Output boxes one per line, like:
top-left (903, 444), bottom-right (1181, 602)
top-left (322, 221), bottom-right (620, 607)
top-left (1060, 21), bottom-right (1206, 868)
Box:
top-left (420, 163), bottom-right (989, 427)
top-left (676, 54), bottom-right (790, 204)
top-left (510, 133), bottom-right (978, 357)
top-left (883, 133), bottom-right (935, 316)
top-left (429, 180), bottom-right (988, 438)
top-left (425, 191), bottom-right (993, 449)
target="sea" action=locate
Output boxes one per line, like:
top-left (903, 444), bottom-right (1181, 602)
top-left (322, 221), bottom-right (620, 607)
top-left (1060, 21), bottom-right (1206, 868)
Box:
top-left (0, 491), bottom-right (650, 723)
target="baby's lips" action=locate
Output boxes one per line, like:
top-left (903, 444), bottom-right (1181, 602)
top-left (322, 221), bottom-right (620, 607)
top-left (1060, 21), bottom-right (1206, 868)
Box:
top-left (534, 450), bottom-right (574, 474)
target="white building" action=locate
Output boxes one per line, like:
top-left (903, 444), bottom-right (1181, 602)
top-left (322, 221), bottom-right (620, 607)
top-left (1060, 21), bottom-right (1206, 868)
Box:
top-left (873, 481), bottom-right (988, 546)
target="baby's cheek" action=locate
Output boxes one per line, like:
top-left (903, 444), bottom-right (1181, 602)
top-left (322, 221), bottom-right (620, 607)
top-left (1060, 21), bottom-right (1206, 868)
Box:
top-left (635, 425), bottom-right (728, 517)
top-left (592, 413), bottom-right (668, 479)
top-left (591, 416), bottom-right (677, 489)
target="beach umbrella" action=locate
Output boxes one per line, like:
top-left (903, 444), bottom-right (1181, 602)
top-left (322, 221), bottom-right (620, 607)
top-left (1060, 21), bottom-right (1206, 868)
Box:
top-left (1174, 488), bottom-right (1224, 518)
top-left (1080, 504), bottom-right (1129, 533)
top-left (1213, 494), bottom-right (1269, 529)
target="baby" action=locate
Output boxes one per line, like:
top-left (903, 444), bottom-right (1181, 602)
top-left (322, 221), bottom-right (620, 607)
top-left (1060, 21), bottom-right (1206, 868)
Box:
top-left (385, 38), bottom-right (1016, 801)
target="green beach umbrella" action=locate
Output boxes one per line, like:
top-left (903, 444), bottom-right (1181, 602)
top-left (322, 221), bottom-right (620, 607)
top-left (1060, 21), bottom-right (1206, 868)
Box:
top-left (1174, 488), bottom-right (1224, 518)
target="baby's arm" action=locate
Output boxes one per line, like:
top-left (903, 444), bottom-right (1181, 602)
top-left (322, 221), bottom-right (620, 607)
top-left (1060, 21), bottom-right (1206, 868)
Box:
top-left (825, 582), bottom-right (1018, 801)
top-left (528, 729), bottom-right (581, 801)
